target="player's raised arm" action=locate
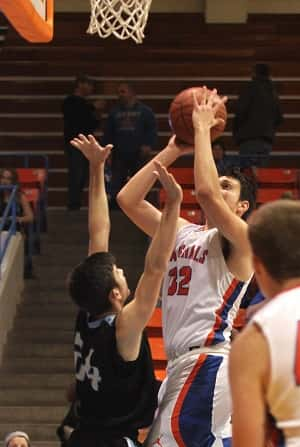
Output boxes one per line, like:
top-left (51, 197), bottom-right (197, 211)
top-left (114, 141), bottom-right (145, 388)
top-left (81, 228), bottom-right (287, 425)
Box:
top-left (117, 136), bottom-right (190, 237)
top-left (116, 162), bottom-right (182, 361)
top-left (192, 88), bottom-right (252, 278)
top-left (70, 134), bottom-right (112, 255)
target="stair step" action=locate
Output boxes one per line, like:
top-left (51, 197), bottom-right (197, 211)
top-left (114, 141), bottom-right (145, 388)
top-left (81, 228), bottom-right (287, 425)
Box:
top-left (0, 424), bottom-right (59, 441)
top-left (0, 373), bottom-right (73, 388)
top-left (14, 317), bottom-right (75, 330)
top-left (2, 357), bottom-right (73, 373)
top-left (21, 295), bottom-right (71, 305)
top-left (10, 330), bottom-right (74, 344)
top-left (7, 344), bottom-right (73, 358)
top-left (0, 389), bottom-right (68, 405)
top-left (18, 305), bottom-right (77, 318)
top-left (0, 406), bottom-right (67, 424)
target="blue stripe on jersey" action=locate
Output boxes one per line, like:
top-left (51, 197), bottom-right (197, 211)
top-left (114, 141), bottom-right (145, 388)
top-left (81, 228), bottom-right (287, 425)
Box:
top-left (222, 438), bottom-right (232, 447)
top-left (178, 355), bottom-right (223, 446)
top-left (211, 281), bottom-right (245, 345)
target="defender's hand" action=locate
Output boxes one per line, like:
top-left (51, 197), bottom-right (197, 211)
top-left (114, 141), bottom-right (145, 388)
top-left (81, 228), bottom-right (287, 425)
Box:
top-left (70, 134), bottom-right (113, 165)
top-left (154, 161), bottom-right (182, 205)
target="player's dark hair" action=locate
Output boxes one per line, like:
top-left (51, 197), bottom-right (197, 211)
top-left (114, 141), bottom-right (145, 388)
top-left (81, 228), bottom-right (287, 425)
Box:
top-left (248, 200), bottom-right (300, 281)
top-left (222, 167), bottom-right (257, 219)
top-left (68, 252), bottom-right (118, 315)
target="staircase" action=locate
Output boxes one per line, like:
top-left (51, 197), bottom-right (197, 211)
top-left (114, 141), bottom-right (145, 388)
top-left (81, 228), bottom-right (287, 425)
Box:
top-left (0, 208), bottom-right (148, 446)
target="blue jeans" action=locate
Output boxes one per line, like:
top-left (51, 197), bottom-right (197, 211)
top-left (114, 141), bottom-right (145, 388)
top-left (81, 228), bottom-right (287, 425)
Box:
top-left (239, 139), bottom-right (272, 168)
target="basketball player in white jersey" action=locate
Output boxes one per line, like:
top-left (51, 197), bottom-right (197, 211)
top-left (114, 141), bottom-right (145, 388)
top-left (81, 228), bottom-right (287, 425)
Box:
top-left (117, 88), bottom-right (256, 446)
top-left (230, 200), bottom-right (300, 447)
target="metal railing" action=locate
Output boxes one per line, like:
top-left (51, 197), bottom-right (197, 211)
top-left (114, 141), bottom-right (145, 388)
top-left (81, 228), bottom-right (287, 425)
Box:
top-left (0, 185), bottom-right (18, 269)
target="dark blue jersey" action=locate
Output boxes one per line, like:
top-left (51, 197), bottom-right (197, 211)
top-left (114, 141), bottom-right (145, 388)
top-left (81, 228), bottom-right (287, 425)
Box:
top-left (74, 311), bottom-right (158, 440)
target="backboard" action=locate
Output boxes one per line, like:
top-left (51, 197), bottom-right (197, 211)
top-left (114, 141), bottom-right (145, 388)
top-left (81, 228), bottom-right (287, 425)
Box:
top-left (0, 0), bottom-right (53, 42)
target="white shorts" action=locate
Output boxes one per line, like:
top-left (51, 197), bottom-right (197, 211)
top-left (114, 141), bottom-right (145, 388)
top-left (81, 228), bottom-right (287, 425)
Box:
top-left (145, 347), bottom-right (232, 447)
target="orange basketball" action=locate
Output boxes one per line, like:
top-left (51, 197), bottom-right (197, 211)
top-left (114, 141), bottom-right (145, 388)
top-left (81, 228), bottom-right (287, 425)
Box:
top-left (169, 87), bottom-right (227, 145)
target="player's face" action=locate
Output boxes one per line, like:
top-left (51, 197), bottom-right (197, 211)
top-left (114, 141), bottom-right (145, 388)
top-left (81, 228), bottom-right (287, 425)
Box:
top-left (219, 176), bottom-right (243, 213)
top-left (113, 265), bottom-right (130, 304)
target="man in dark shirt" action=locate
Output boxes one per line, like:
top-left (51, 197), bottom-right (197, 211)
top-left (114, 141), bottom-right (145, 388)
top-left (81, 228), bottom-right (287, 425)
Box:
top-left (212, 138), bottom-right (231, 175)
top-left (67, 133), bottom-right (182, 447)
top-left (102, 82), bottom-right (157, 208)
top-left (233, 64), bottom-right (283, 170)
top-left (62, 75), bottom-right (100, 210)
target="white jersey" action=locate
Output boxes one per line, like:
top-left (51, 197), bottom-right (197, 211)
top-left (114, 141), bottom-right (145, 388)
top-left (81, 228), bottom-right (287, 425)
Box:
top-left (161, 224), bottom-right (251, 359)
top-left (253, 286), bottom-right (300, 446)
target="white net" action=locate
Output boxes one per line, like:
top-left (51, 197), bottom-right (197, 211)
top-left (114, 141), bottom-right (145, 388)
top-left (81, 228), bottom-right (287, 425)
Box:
top-left (87, 0), bottom-right (152, 44)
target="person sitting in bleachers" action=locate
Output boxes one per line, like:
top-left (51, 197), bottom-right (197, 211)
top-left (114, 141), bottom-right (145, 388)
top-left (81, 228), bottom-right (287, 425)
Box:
top-left (4, 431), bottom-right (30, 447)
top-left (0, 168), bottom-right (33, 227)
top-left (0, 168), bottom-right (34, 277)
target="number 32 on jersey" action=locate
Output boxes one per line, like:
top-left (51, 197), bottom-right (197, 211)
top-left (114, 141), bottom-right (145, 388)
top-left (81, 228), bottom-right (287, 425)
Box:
top-left (168, 266), bottom-right (192, 296)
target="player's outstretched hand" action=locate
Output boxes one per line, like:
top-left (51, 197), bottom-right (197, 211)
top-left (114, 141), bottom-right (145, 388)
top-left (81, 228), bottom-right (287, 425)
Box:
top-left (70, 134), bottom-right (113, 166)
top-left (154, 161), bottom-right (183, 205)
top-left (192, 86), bottom-right (227, 132)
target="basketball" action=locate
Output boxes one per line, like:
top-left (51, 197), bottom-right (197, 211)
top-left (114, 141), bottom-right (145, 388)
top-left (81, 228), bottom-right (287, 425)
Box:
top-left (169, 87), bottom-right (227, 145)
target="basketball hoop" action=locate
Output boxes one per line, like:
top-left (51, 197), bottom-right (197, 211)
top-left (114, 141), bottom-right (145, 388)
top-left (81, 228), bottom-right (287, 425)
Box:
top-left (87, 0), bottom-right (152, 44)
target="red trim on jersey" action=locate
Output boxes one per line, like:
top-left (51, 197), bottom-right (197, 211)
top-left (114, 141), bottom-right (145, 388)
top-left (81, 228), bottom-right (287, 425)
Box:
top-left (171, 354), bottom-right (208, 446)
top-left (205, 278), bottom-right (239, 346)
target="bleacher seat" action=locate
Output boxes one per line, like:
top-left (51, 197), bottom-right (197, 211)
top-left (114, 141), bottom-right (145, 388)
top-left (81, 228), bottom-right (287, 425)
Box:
top-left (147, 308), bottom-right (166, 380)
top-left (17, 168), bottom-right (47, 189)
top-left (180, 208), bottom-right (203, 224)
top-left (147, 307), bottom-right (162, 337)
top-left (22, 187), bottom-right (41, 253)
top-left (257, 188), bottom-right (298, 204)
top-left (160, 188), bottom-right (197, 206)
top-left (256, 168), bottom-right (299, 186)
top-left (17, 168), bottom-right (48, 233)
top-left (168, 167), bottom-right (194, 187)
top-left (148, 336), bottom-right (167, 374)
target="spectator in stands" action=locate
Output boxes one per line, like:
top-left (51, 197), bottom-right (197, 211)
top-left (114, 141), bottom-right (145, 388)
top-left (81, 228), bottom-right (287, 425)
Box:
top-left (281, 190), bottom-right (295, 199)
top-left (233, 63), bottom-right (283, 171)
top-left (0, 168), bottom-right (34, 277)
top-left (62, 75), bottom-right (102, 211)
top-left (4, 431), bottom-right (30, 447)
top-left (212, 138), bottom-right (231, 174)
top-left (102, 82), bottom-right (157, 208)
top-left (0, 169), bottom-right (33, 227)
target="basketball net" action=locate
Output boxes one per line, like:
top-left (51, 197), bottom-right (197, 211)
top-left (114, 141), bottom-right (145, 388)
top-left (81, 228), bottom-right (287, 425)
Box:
top-left (87, 0), bottom-right (152, 44)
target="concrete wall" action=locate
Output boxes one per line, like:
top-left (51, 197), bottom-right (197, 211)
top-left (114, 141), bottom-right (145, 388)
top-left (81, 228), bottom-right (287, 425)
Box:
top-left (54, 0), bottom-right (204, 12)
top-left (0, 233), bottom-right (24, 364)
top-left (249, 0), bottom-right (300, 14)
top-left (55, 0), bottom-right (300, 14)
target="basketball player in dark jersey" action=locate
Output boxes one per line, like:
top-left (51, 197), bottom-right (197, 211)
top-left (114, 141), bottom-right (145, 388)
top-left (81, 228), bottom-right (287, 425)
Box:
top-left (67, 134), bottom-right (182, 447)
